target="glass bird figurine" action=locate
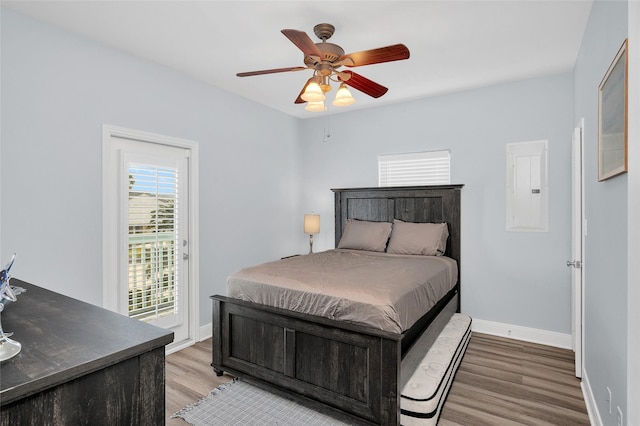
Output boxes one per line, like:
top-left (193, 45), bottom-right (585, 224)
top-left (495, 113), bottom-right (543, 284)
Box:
top-left (0, 253), bottom-right (25, 362)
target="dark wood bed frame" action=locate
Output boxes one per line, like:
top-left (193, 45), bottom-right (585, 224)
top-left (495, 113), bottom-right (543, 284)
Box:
top-left (211, 185), bottom-right (463, 425)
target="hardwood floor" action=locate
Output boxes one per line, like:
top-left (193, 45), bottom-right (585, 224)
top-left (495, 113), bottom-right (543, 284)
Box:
top-left (165, 340), bottom-right (234, 426)
top-left (165, 333), bottom-right (589, 425)
top-left (439, 333), bottom-right (589, 425)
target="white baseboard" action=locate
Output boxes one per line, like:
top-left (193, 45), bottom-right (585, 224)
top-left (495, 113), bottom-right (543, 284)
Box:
top-left (199, 322), bottom-right (212, 341)
top-left (166, 339), bottom-right (196, 355)
top-left (471, 318), bottom-right (572, 349)
top-left (165, 323), bottom-right (212, 356)
top-left (581, 370), bottom-right (602, 426)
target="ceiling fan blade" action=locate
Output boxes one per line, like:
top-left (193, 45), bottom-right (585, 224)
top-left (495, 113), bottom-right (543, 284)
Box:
top-left (237, 66), bottom-right (306, 77)
top-left (340, 44), bottom-right (410, 67)
top-left (281, 29), bottom-right (323, 58)
top-left (294, 78), bottom-right (315, 104)
top-left (339, 71), bottom-right (388, 98)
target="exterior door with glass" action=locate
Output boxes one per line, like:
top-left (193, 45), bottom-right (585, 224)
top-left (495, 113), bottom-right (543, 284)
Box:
top-left (123, 142), bottom-right (189, 343)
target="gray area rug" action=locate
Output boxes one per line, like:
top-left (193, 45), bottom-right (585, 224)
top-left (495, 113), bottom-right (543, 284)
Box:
top-left (172, 378), bottom-right (363, 425)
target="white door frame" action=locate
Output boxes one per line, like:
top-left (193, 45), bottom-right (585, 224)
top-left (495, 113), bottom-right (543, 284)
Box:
top-left (102, 124), bottom-right (199, 353)
top-left (570, 118), bottom-right (585, 378)
top-left (627, 4), bottom-right (640, 423)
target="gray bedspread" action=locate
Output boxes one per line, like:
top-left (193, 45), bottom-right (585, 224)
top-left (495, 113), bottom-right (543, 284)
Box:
top-left (227, 249), bottom-right (458, 334)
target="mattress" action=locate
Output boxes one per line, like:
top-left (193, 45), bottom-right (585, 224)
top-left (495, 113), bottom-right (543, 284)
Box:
top-left (400, 313), bottom-right (472, 425)
top-left (226, 249), bottom-right (458, 334)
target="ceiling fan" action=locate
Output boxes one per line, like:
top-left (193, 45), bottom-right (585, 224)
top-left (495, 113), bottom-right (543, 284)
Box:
top-left (236, 23), bottom-right (410, 111)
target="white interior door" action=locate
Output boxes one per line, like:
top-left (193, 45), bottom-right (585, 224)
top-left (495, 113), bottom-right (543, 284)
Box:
top-left (569, 119), bottom-right (585, 378)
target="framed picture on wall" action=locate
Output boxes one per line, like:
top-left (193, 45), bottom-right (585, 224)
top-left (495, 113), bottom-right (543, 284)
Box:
top-left (598, 38), bottom-right (628, 181)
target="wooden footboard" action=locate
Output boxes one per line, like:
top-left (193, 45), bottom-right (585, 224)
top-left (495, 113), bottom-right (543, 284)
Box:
top-left (211, 295), bottom-right (403, 424)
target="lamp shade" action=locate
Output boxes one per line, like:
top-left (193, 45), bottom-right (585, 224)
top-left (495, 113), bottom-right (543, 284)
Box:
top-left (301, 81), bottom-right (325, 102)
top-left (304, 214), bottom-right (320, 234)
top-left (304, 101), bottom-right (326, 112)
top-left (332, 83), bottom-right (356, 107)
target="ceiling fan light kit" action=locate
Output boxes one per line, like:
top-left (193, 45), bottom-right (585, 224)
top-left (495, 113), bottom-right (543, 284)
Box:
top-left (300, 81), bottom-right (325, 102)
top-left (304, 101), bottom-right (327, 112)
top-left (332, 83), bottom-right (355, 107)
top-left (237, 23), bottom-right (409, 112)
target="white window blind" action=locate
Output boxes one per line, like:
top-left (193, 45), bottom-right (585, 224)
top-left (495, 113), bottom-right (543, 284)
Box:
top-left (128, 164), bottom-right (180, 322)
top-left (378, 150), bottom-right (450, 186)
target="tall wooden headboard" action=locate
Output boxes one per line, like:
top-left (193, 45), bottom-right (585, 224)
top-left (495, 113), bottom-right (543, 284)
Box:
top-left (332, 185), bottom-right (463, 265)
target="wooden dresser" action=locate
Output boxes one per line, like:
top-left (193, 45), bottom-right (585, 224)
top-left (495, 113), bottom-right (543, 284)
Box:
top-left (0, 279), bottom-right (174, 425)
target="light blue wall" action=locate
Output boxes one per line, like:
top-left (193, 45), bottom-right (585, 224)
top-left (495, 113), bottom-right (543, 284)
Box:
top-left (3, 13), bottom-right (630, 416)
top-left (0, 9), bottom-right (302, 326)
top-left (573, 1), bottom-right (628, 423)
top-left (298, 73), bottom-right (574, 334)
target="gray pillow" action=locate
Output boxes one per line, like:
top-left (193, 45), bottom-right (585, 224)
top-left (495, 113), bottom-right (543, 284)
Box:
top-left (337, 219), bottom-right (392, 252)
top-left (386, 220), bottom-right (449, 256)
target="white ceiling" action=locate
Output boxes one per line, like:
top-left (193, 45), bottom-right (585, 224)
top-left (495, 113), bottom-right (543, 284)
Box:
top-left (2, 1), bottom-right (593, 119)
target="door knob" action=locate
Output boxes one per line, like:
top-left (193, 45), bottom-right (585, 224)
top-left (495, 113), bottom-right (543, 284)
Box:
top-left (566, 260), bottom-right (582, 268)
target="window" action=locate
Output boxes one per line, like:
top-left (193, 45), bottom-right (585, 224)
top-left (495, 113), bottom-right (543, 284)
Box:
top-left (378, 150), bottom-right (450, 186)
top-left (128, 164), bottom-right (180, 322)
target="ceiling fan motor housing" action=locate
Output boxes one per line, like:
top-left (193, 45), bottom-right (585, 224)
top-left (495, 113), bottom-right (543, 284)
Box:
top-left (304, 42), bottom-right (345, 68)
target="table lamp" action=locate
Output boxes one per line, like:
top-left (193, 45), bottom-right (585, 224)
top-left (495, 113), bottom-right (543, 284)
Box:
top-left (304, 214), bottom-right (320, 254)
